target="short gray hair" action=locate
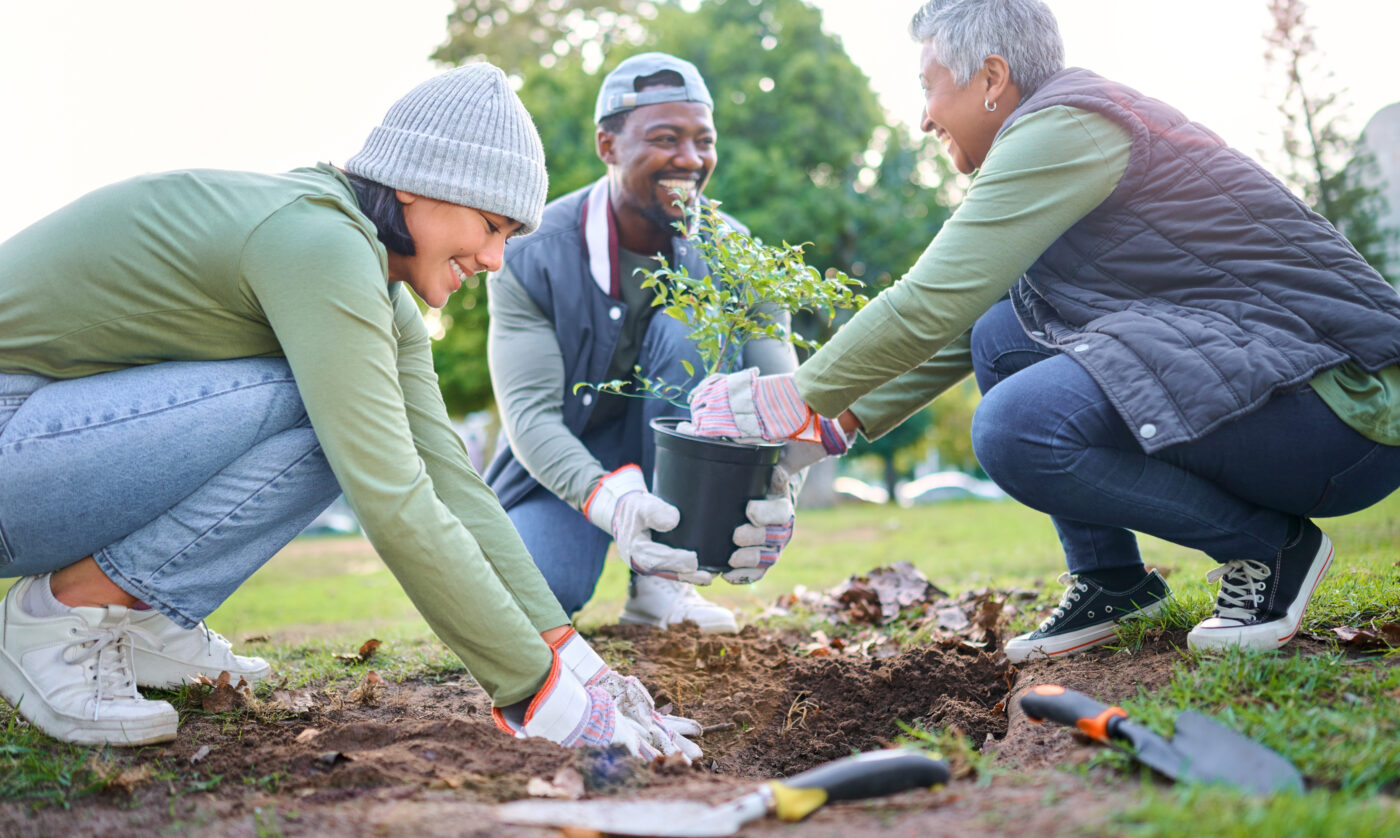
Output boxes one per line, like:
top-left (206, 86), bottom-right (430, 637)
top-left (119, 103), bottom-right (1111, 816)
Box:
top-left (909, 0), bottom-right (1064, 99)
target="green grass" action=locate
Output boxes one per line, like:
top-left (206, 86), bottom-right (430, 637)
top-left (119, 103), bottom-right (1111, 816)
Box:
top-left (2, 492), bottom-right (1397, 822)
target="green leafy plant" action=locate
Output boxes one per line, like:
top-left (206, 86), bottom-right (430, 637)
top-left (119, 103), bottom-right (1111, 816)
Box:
top-left (575, 196), bottom-right (866, 406)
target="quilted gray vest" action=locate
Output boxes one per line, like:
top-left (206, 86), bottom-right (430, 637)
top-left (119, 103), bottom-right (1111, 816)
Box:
top-left (483, 183), bottom-right (739, 509)
top-left (1005, 68), bottom-right (1400, 452)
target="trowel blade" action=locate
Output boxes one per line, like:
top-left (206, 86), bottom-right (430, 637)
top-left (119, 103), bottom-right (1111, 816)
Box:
top-left (495, 795), bottom-right (763, 837)
top-left (1170, 710), bottom-right (1306, 794)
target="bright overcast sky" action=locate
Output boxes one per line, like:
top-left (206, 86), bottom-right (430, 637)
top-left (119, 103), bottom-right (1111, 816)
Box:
top-left (1, 0), bottom-right (1396, 241)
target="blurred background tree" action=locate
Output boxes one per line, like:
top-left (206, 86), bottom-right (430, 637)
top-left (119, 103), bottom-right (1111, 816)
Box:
top-left (428, 0), bottom-right (955, 418)
top-left (1265, 0), bottom-right (1394, 282)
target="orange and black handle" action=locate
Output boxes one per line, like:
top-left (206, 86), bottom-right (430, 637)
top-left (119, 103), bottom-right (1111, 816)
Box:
top-left (1020, 684), bottom-right (1128, 744)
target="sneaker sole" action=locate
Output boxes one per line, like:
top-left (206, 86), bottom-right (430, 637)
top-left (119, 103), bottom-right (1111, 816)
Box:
top-left (133, 653), bottom-right (272, 689)
top-left (0, 649), bottom-right (178, 746)
top-left (1188, 534), bottom-right (1335, 652)
top-left (617, 612), bottom-right (739, 634)
top-left (1005, 598), bottom-right (1170, 664)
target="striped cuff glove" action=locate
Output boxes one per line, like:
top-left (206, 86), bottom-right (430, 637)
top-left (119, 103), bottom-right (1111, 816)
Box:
top-left (688, 370), bottom-right (842, 447)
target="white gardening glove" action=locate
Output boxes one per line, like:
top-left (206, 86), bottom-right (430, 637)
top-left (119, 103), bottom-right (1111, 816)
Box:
top-left (492, 643), bottom-right (659, 760)
top-left (550, 628), bottom-right (703, 762)
top-left (725, 493), bottom-right (795, 584)
top-left (583, 465), bottom-right (713, 586)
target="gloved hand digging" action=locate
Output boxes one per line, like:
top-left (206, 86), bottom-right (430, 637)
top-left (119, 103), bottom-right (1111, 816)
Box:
top-left (550, 627), bottom-right (703, 762)
top-left (584, 465), bottom-right (712, 585)
top-left (492, 637), bottom-right (659, 760)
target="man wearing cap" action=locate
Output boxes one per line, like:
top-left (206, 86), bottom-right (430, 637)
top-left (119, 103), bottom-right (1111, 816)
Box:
top-left (483, 53), bottom-right (799, 633)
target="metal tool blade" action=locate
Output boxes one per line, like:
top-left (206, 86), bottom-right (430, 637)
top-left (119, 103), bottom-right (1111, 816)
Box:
top-left (495, 792), bottom-right (769, 837)
top-left (1110, 719), bottom-right (1192, 781)
top-left (1170, 710), bottom-right (1306, 794)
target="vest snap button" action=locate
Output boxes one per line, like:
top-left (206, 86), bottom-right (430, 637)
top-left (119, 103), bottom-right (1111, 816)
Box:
top-left (1031, 331), bottom-right (1045, 337)
top-left (1074, 343), bottom-right (1090, 353)
top-left (1140, 423), bottom-right (1157, 438)
top-left (608, 306), bottom-right (621, 321)
top-left (582, 394), bottom-right (594, 406)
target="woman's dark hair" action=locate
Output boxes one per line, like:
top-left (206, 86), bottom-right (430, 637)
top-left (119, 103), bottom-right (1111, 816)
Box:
top-left (345, 173), bottom-right (415, 255)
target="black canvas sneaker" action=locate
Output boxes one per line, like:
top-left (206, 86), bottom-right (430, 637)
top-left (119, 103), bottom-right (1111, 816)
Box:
top-left (1005, 569), bottom-right (1172, 663)
top-left (1188, 520), bottom-right (1334, 652)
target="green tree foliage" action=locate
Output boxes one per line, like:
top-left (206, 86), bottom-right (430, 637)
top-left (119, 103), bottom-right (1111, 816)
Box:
top-left (428, 0), bottom-right (952, 475)
top-left (1265, 0), bottom-right (1393, 281)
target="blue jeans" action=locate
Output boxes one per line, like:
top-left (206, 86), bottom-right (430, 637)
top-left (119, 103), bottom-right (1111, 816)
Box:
top-left (507, 313), bottom-right (703, 614)
top-left (0, 359), bottom-right (341, 627)
top-left (969, 299), bottom-right (1400, 573)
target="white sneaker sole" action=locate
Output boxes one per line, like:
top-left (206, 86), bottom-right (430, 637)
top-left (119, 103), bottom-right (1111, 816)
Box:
top-left (0, 649), bottom-right (178, 746)
top-left (1188, 534), bottom-right (1335, 652)
top-left (133, 651), bottom-right (271, 689)
top-left (618, 610), bottom-right (738, 634)
top-left (1005, 598), bottom-right (1170, 664)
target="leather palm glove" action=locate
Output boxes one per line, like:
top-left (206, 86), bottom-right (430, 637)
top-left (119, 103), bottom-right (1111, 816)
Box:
top-left (550, 628), bottom-right (703, 762)
top-left (492, 643), bottom-right (659, 759)
top-left (583, 465), bottom-right (713, 586)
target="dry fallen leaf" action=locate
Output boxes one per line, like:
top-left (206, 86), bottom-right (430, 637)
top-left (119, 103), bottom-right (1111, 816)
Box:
top-left (189, 745), bottom-right (211, 764)
top-left (200, 672), bottom-right (252, 713)
top-left (271, 688), bottom-right (316, 714)
top-left (348, 670), bottom-right (386, 705)
top-left (295, 727), bottom-right (322, 744)
top-left (336, 638), bottom-right (383, 663)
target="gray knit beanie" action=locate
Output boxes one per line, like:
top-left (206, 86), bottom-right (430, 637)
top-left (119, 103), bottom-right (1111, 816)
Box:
top-left (346, 63), bottom-right (548, 235)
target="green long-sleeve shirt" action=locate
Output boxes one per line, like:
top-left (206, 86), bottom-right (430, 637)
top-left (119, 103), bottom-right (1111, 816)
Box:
top-left (802, 106), bottom-right (1400, 446)
top-left (0, 164), bottom-right (566, 705)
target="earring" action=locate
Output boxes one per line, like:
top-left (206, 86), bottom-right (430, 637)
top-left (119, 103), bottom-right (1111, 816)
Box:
top-left (984, 99), bottom-right (998, 113)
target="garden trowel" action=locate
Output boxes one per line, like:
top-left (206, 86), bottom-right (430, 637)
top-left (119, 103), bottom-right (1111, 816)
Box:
top-left (1020, 684), bottom-right (1304, 795)
top-left (495, 749), bottom-right (949, 837)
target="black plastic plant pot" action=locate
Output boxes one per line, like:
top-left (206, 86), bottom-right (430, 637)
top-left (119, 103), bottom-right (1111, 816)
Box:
top-left (649, 416), bottom-right (783, 575)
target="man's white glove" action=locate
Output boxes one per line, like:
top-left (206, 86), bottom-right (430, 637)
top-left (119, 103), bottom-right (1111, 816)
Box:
top-left (584, 465), bottom-right (713, 586)
top-left (492, 642), bottom-right (659, 759)
top-left (551, 628), bottom-right (703, 762)
top-left (725, 493), bottom-right (795, 584)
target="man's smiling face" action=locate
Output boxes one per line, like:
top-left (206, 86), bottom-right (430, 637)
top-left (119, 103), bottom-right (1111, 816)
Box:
top-left (599, 98), bottom-right (717, 241)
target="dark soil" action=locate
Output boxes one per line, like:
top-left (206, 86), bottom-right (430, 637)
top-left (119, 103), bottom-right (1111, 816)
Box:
top-left (0, 620), bottom-right (1255, 838)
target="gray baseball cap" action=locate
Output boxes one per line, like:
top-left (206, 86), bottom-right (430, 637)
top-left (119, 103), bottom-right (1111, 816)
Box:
top-left (594, 52), bottom-right (714, 125)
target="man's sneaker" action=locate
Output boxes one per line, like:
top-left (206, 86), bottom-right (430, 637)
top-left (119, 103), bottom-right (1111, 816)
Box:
top-left (127, 609), bottom-right (271, 688)
top-left (620, 575), bottom-right (738, 634)
top-left (1188, 520), bottom-right (1334, 652)
top-left (1004, 569), bottom-right (1171, 663)
top-left (0, 576), bottom-right (178, 746)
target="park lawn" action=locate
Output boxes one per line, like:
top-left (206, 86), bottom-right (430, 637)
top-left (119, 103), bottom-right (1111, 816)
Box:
top-left (1, 494), bottom-right (1396, 833)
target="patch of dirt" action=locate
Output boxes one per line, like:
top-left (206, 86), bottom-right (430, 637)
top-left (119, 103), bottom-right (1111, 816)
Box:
top-left (599, 623), bottom-right (1011, 776)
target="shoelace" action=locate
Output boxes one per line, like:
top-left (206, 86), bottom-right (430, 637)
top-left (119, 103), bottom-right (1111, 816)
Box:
top-left (1040, 572), bottom-right (1089, 630)
top-left (1204, 560), bottom-right (1271, 621)
top-left (62, 623), bottom-right (160, 719)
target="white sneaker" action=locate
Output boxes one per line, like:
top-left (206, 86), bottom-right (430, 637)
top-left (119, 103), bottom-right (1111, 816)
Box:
top-left (0, 576), bottom-right (178, 746)
top-left (126, 609), bottom-right (271, 688)
top-left (620, 575), bottom-right (738, 634)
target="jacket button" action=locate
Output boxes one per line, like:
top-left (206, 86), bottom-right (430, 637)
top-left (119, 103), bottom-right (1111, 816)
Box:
top-left (609, 306), bottom-right (622, 321)
top-left (1031, 330), bottom-right (1045, 337)
top-left (582, 394), bottom-right (594, 406)
top-left (1140, 423), bottom-right (1157, 439)
top-left (1074, 344), bottom-right (1090, 353)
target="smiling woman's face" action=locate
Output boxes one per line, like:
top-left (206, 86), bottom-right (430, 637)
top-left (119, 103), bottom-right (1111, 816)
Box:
top-left (918, 41), bottom-right (1004, 175)
top-left (391, 193), bottom-right (521, 308)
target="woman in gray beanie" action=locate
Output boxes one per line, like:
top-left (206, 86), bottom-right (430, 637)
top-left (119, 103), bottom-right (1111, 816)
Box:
top-left (0, 63), bottom-right (700, 762)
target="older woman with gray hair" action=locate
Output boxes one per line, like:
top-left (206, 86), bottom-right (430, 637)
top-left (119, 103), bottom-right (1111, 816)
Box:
top-left (686, 0), bottom-right (1400, 662)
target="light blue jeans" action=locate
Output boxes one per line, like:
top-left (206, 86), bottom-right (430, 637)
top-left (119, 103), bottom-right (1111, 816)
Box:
top-left (505, 313), bottom-right (704, 615)
top-left (0, 358), bottom-right (341, 628)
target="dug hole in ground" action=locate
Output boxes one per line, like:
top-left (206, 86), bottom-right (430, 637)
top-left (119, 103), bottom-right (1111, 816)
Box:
top-left (0, 563), bottom-right (1324, 837)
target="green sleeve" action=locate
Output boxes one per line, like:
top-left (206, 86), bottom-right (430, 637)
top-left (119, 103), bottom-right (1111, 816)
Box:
top-left (241, 201), bottom-right (553, 706)
top-left (486, 264), bottom-right (608, 510)
top-left (849, 332), bottom-right (974, 440)
top-left (796, 106), bottom-right (1130, 421)
top-left (389, 291), bottom-right (570, 633)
